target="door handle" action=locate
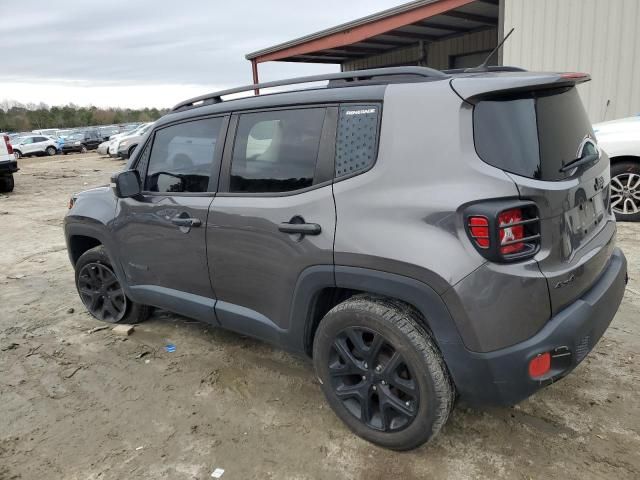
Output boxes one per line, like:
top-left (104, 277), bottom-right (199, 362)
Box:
top-left (171, 215), bottom-right (201, 228)
top-left (278, 217), bottom-right (321, 236)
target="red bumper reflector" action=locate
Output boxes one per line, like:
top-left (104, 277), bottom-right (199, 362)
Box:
top-left (529, 352), bottom-right (551, 378)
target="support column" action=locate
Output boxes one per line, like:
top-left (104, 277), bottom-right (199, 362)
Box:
top-left (251, 59), bottom-right (260, 95)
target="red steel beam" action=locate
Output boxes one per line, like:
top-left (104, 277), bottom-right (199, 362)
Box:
top-left (253, 0), bottom-right (476, 63)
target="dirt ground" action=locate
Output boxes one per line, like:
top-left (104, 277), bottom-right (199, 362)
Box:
top-left (0, 153), bottom-right (638, 480)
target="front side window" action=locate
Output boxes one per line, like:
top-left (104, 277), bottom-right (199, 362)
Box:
top-left (230, 108), bottom-right (326, 193)
top-left (144, 117), bottom-right (222, 193)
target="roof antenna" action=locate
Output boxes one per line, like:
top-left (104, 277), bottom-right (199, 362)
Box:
top-left (465, 28), bottom-right (515, 73)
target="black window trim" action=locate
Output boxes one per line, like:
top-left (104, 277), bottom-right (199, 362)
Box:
top-left (216, 104), bottom-right (338, 198)
top-left (132, 113), bottom-right (230, 197)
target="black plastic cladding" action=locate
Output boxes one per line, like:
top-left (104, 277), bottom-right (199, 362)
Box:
top-left (335, 105), bottom-right (380, 178)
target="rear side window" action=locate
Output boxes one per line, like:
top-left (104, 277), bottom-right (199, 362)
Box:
top-left (474, 88), bottom-right (595, 181)
top-left (144, 117), bottom-right (222, 193)
top-left (230, 108), bottom-right (326, 193)
top-left (335, 104), bottom-right (380, 178)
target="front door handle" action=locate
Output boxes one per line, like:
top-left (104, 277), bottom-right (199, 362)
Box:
top-left (279, 216), bottom-right (321, 236)
top-left (171, 214), bottom-right (202, 228)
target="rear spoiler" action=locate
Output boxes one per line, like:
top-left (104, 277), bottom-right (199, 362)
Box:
top-left (450, 72), bottom-right (591, 103)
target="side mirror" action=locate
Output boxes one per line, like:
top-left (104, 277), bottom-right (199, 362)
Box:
top-left (111, 170), bottom-right (141, 198)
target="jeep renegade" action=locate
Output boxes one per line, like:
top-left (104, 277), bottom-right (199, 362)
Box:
top-left (64, 67), bottom-right (628, 450)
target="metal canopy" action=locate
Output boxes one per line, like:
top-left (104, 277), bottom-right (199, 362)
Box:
top-left (246, 0), bottom-right (499, 65)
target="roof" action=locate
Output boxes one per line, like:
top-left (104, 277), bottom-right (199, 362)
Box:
top-left (246, 0), bottom-right (499, 64)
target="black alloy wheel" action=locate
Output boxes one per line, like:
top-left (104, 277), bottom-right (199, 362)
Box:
top-left (77, 262), bottom-right (127, 322)
top-left (329, 326), bottom-right (419, 432)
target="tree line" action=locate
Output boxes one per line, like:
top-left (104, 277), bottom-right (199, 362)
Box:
top-left (0, 100), bottom-right (168, 132)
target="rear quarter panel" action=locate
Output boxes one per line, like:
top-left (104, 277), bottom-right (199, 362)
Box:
top-left (332, 81), bottom-right (520, 293)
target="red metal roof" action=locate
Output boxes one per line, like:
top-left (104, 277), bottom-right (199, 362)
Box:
top-left (246, 0), bottom-right (499, 64)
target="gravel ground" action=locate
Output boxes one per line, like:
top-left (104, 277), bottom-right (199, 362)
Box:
top-left (0, 153), bottom-right (639, 480)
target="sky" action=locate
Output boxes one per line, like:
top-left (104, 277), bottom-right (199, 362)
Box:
top-left (1, 0), bottom-right (407, 109)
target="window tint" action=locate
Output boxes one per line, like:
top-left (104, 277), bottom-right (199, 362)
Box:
top-left (335, 104), bottom-right (380, 178)
top-left (474, 88), bottom-right (595, 181)
top-left (230, 108), bottom-right (326, 193)
top-left (35, 136), bottom-right (48, 142)
top-left (144, 117), bottom-right (222, 193)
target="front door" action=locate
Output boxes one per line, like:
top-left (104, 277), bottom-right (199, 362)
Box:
top-left (208, 107), bottom-right (337, 341)
top-left (113, 115), bottom-right (228, 322)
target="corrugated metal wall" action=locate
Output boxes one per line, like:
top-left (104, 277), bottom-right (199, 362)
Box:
top-left (342, 28), bottom-right (497, 71)
top-left (428, 28), bottom-right (497, 70)
top-left (503, 0), bottom-right (640, 123)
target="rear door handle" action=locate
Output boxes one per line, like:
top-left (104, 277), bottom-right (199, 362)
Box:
top-left (278, 217), bottom-right (321, 236)
top-left (171, 214), bottom-right (201, 228)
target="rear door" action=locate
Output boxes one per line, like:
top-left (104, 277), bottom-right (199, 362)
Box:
top-left (113, 115), bottom-right (228, 322)
top-left (472, 86), bottom-right (615, 313)
top-left (207, 106), bottom-right (337, 341)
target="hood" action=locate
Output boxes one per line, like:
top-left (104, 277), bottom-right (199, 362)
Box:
top-left (593, 115), bottom-right (640, 136)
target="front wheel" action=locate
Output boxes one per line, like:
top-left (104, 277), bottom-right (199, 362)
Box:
top-left (313, 295), bottom-right (454, 450)
top-left (46, 146), bottom-right (56, 156)
top-left (13, 150), bottom-right (22, 159)
top-left (610, 160), bottom-right (640, 222)
top-left (75, 245), bottom-right (152, 323)
top-left (80, 145), bottom-right (88, 154)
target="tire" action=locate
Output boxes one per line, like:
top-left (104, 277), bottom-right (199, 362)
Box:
top-left (313, 294), bottom-right (454, 450)
top-left (610, 160), bottom-right (640, 222)
top-left (46, 146), bottom-right (56, 156)
top-left (13, 150), bottom-right (21, 159)
top-left (75, 245), bottom-right (152, 324)
top-left (80, 145), bottom-right (88, 154)
top-left (0, 174), bottom-right (14, 193)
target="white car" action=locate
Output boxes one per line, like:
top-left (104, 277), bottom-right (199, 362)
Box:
top-left (110, 122), bottom-right (154, 158)
top-left (594, 116), bottom-right (640, 221)
top-left (97, 141), bottom-right (110, 156)
top-left (11, 135), bottom-right (58, 159)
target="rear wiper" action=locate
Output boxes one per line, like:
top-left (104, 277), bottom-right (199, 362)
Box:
top-left (559, 153), bottom-right (600, 173)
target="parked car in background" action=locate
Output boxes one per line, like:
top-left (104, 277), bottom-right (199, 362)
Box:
top-left (61, 130), bottom-right (103, 154)
top-left (594, 115), bottom-right (640, 221)
top-left (108, 123), bottom-right (153, 158)
top-left (98, 126), bottom-right (120, 141)
top-left (0, 134), bottom-right (18, 192)
top-left (96, 141), bottom-right (110, 156)
top-left (11, 135), bottom-right (58, 159)
top-left (116, 122), bottom-right (155, 158)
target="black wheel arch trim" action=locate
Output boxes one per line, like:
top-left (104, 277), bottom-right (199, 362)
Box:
top-left (287, 265), bottom-right (478, 394)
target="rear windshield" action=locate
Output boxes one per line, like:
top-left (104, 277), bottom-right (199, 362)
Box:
top-left (473, 87), bottom-right (595, 181)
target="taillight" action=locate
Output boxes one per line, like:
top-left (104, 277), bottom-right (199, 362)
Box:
top-left (3, 135), bottom-right (13, 155)
top-left (464, 201), bottom-right (541, 262)
top-left (468, 216), bottom-right (489, 248)
top-left (498, 208), bottom-right (524, 254)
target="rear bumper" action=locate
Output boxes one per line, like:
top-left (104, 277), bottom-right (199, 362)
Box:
top-left (448, 247), bottom-right (627, 406)
top-left (0, 160), bottom-right (19, 174)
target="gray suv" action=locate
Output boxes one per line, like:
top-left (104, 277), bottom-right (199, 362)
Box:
top-left (64, 67), bottom-right (628, 450)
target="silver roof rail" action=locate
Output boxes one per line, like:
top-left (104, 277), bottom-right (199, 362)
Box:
top-left (171, 66), bottom-right (447, 112)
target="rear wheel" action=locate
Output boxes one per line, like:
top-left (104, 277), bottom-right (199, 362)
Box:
top-left (313, 295), bottom-right (454, 450)
top-left (611, 160), bottom-right (640, 222)
top-left (75, 246), bottom-right (152, 324)
top-left (0, 174), bottom-right (14, 193)
top-left (46, 146), bottom-right (56, 156)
